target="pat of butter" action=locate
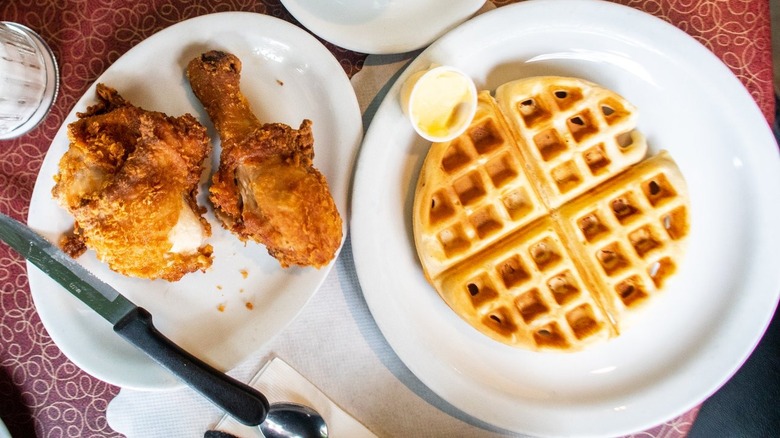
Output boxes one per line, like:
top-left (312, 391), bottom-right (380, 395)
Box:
top-left (401, 65), bottom-right (477, 142)
top-left (168, 199), bottom-right (205, 254)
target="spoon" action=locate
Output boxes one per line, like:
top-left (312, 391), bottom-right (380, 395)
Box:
top-left (259, 402), bottom-right (328, 438)
top-left (205, 403), bottom-right (327, 438)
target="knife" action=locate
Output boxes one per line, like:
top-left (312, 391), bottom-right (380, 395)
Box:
top-left (0, 212), bottom-right (269, 426)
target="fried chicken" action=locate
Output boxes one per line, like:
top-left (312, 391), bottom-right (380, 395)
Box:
top-left (186, 51), bottom-right (343, 268)
top-left (51, 83), bottom-right (213, 281)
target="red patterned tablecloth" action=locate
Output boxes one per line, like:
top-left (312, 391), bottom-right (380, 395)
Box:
top-left (0, 1), bottom-right (773, 437)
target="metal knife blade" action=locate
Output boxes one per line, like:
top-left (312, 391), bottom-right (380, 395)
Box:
top-left (0, 212), bottom-right (136, 324)
top-left (0, 212), bottom-right (269, 426)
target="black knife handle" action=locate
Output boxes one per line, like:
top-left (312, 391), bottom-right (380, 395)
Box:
top-left (113, 307), bottom-right (269, 426)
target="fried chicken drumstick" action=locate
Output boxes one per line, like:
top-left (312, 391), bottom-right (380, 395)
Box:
top-left (186, 51), bottom-right (343, 268)
top-left (52, 84), bottom-right (213, 281)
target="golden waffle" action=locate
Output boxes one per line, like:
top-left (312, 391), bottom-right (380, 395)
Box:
top-left (495, 76), bottom-right (648, 207)
top-left (413, 77), bottom-right (689, 351)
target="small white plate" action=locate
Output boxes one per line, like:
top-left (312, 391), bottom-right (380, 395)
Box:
top-left (27, 12), bottom-right (362, 390)
top-left (279, 0), bottom-right (485, 54)
top-left (351, 0), bottom-right (780, 436)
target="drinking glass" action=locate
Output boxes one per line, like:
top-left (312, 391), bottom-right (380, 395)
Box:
top-left (0, 22), bottom-right (59, 140)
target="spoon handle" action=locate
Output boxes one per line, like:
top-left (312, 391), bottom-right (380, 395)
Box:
top-left (114, 307), bottom-right (269, 426)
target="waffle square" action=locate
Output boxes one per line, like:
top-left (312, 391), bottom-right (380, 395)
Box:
top-left (556, 152), bottom-right (689, 330)
top-left (436, 216), bottom-right (616, 350)
top-left (414, 91), bottom-right (547, 280)
top-left (495, 76), bottom-right (648, 207)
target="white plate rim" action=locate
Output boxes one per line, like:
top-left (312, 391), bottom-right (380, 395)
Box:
top-left (27, 11), bottom-right (362, 390)
top-left (279, 0), bottom-right (485, 54)
top-left (350, 0), bottom-right (780, 436)
top-left (0, 417), bottom-right (9, 438)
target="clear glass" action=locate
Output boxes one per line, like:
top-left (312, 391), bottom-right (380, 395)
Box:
top-left (0, 22), bottom-right (59, 140)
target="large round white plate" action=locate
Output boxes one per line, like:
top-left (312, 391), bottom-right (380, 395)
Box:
top-left (351, 0), bottom-right (780, 436)
top-left (27, 12), bottom-right (362, 390)
top-left (279, 0), bottom-right (485, 54)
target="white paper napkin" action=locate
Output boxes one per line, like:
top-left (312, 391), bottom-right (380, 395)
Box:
top-left (213, 357), bottom-right (375, 437)
top-left (107, 243), bottom-right (515, 437)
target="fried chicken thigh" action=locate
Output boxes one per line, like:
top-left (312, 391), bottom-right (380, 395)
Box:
top-left (186, 51), bottom-right (343, 268)
top-left (52, 84), bottom-right (213, 281)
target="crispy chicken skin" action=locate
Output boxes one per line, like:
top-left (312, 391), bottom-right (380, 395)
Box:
top-left (186, 51), bottom-right (343, 268)
top-left (51, 83), bottom-right (213, 281)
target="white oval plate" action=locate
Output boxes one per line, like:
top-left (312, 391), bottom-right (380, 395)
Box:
top-left (27, 12), bottom-right (362, 390)
top-left (351, 0), bottom-right (780, 436)
top-left (279, 0), bottom-right (485, 54)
